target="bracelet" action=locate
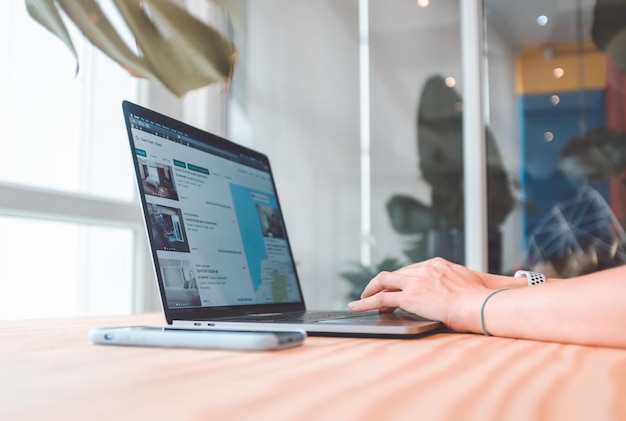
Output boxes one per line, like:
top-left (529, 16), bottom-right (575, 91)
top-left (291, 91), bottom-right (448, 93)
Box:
top-left (514, 270), bottom-right (546, 286)
top-left (480, 288), bottom-right (510, 336)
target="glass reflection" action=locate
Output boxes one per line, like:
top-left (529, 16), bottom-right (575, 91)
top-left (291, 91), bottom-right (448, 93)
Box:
top-left (485, 0), bottom-right (626, 277)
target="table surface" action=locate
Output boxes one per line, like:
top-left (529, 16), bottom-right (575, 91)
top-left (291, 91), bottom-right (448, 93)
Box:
top-left (2, 313), bottom-right (626, 421)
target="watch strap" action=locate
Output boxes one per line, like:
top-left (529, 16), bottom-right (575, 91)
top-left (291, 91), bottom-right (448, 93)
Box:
top-left (514, 270), bottom-right (546, 286)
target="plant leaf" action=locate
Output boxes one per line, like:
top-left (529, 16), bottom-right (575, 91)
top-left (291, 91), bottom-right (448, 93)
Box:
top-left (416, 74), bottom-right (516, 227)
top-left (114, 0), bottom-right (236, 96)
top-left (339, 258), bottom-right (405, 301)
top-left (24, 0), bottom-right (78, 75)
top-left (386, 195), bottom-right (433, 234)
top-left (26, 0), bottom-right (238, 97)
top-left (56, 0), bottom-right (157, 80)
top-left (145, 0), bottom-right (236, 80)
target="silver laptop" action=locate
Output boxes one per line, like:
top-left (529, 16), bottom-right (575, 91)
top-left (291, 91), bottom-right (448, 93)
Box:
top-left (122, 101), bottom-right (441, 337)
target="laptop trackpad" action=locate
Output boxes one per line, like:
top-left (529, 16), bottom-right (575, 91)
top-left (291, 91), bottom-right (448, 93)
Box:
top-left (320, 312), bottom-right (432, 325)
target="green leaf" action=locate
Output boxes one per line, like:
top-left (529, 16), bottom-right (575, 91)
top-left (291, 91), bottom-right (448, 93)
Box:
top-left (416, 74), bottom-right (516, 227)
top-left (56, 0), bottom-right (157, 80)
top-left (116, 0), bottom-right (236, 96)
top-left (386, 195), bottom-right (433, 234)
top-left (376, 257), bottom-right (405, 272)
top-left (402, 237), bottom-right (429, 263)
top-left (25, 0), bottom-right (78, 75)
top-left (339, 258), bottom-right (405, 301)
top-left (25, 0), bottom-right (238, 97)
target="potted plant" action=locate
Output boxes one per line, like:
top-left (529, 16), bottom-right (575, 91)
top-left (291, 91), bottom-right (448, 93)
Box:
top-left (386, 75), bottom-right (516, 273)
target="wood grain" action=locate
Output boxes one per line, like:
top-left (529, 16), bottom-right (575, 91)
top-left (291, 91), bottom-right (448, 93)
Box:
top-left (1, 313), bottom-right (625, 420)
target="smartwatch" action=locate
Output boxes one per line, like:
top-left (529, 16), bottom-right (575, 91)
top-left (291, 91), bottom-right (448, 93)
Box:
top-left (514, 270), bottom-right (546, 286)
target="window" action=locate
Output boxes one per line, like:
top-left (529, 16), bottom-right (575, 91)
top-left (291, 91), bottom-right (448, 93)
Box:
top-left (0, 2), bottom-right (148, 319)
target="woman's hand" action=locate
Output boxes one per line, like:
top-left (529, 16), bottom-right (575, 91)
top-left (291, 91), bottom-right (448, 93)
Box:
top-left (351, 259), bottom-right (626, 348)
top-left (348, 257), bottom-right (518, 332)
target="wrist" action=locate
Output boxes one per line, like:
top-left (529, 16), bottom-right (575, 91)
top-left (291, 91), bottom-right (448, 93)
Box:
top-left (450, 292), bottom-right (489, 333)
top-left (486, 273), bottom-right (526, 289)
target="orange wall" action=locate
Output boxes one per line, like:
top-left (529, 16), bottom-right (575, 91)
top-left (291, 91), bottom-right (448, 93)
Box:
top-left (516, 41), bottom-right (606, 94)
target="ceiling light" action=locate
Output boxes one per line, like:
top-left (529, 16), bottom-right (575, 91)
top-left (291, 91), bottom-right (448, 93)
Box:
top-left (537, 15), bottom-right (549, 26)
top-left (445, 77), bottom-right (456, 87)
top-left (417, 0), bottom-right (429, 7)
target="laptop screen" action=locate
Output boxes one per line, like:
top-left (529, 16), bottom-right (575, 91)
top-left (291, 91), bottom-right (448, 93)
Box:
top-left (123, 101), bottom-right (305, 316)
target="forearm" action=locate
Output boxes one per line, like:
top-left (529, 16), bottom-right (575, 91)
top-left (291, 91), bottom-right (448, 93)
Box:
top-left (479, 271), bottom-right (626, 348)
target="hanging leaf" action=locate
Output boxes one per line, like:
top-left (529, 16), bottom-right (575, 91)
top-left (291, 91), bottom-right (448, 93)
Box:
top-left (24, 0), bottom-right (78, 75)
top-left (25, 0), bottom-right (238, 97)
top-left (56, 0), bottom-right (158, 79)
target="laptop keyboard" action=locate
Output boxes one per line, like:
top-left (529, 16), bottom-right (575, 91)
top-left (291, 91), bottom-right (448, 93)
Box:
top-left (223, 311), bottom-right (364, 323)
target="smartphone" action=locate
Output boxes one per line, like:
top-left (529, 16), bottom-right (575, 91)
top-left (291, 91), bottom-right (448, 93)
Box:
top-left (89, 326), bottom-right (306, 351)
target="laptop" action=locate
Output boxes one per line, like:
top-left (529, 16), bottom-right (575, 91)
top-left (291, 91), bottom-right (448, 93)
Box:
top-left (122, 100), bottom-right (441, 337)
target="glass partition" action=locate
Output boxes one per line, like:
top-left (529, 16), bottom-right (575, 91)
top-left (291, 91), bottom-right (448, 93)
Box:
top-left (369, 1), bottom-right (471, 275)
top-left (230, 0), bottom-right (464, 308)
top-left (484, 0), bottom-right (626, 277)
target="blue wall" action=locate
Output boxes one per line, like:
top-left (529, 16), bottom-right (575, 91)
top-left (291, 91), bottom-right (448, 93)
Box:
top-left (519, 89), bottom-right (608, 248)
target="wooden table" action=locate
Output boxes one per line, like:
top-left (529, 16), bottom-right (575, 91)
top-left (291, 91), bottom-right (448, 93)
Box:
top-left (2, 313), bottom-right (626, 420)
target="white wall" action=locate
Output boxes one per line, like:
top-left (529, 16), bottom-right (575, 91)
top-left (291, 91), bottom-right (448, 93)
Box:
top-left (233, 0), bottom-right (361, 309)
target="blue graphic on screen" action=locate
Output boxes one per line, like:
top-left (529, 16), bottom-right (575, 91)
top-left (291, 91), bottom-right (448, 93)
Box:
top-left (229, 184), bottom-right (288, 291)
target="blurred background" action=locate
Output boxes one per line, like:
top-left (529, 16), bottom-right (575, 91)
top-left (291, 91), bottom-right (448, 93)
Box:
top-left (1, 0), bottom-right (625, 319)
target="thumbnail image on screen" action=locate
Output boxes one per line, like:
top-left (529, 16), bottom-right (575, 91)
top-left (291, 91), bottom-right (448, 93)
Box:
top-left (146, 203), bottom-right (190, 252)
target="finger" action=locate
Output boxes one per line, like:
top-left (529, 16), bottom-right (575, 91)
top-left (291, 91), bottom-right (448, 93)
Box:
top-left (349, 290), bottom-right (402, 312)
top-left (348, 300), bottom-right (397, 313)
top-left (360, 271), bottom-right (411, 298)
top-left (365, 289), bottom-right (398, 313)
